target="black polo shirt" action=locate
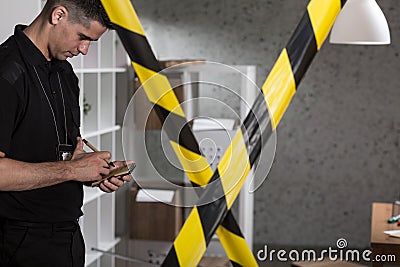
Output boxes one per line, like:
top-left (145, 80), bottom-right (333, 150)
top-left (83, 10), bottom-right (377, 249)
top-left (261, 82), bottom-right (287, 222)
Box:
top-left (0, 25), bottom-right (83, 222)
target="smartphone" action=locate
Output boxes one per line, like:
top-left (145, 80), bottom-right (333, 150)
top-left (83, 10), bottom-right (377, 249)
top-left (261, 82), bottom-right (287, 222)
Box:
top-left (91, 162), bottom-right (136, 187)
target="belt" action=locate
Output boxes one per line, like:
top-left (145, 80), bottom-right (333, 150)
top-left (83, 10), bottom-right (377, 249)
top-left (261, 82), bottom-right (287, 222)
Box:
top-left (0, 218), bottom-right (79, 232)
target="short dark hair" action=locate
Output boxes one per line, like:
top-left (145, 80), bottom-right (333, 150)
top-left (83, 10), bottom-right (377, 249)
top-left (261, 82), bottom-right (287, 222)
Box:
top-left (43, 0), bottom-right (112, 29)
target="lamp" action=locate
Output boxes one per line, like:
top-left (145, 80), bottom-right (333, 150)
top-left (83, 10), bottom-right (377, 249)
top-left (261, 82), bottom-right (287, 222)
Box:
top-left (330, 0), bottom-right (390, 45)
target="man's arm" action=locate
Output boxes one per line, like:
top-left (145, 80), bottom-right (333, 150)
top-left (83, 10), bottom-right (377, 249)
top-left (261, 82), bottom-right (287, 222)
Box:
top-left (0, 138), bottom-right (112, 191)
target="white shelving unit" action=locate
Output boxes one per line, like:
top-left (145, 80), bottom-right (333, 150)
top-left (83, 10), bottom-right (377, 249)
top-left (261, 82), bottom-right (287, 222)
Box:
top-left (68, 29), bottom-right (127, 267)
top-left (81, 189), bottom-right (121, 267)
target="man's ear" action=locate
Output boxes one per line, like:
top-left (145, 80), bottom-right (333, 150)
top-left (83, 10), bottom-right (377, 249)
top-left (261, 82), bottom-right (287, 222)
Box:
top-left (0, 151), bottom-right (5, 158)
top-left (51, 6), bottom-right (67, 25)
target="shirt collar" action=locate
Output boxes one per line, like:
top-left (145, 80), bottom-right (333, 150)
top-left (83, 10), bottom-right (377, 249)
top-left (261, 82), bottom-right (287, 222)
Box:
top-left (14, 24), bottom-right (66, 72)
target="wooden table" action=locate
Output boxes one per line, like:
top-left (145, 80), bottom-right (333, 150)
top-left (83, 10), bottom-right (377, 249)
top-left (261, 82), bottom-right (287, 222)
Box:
top-left (370, 202), bottom-right (400, 267)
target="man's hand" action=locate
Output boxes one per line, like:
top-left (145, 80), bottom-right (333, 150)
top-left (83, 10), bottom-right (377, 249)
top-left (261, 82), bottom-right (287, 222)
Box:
top-left (99, 160), bottom-right (133, 193)
top-left (69, 137), bottom-right (112, 182)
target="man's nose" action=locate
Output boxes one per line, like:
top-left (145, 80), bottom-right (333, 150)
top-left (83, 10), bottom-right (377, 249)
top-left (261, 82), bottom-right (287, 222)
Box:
top-left (78, 41), bottom-right (90, 55)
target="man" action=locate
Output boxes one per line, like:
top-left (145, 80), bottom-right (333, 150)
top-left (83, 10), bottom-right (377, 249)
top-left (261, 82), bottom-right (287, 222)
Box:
top-left (0, 0), bottom-right (131, 266)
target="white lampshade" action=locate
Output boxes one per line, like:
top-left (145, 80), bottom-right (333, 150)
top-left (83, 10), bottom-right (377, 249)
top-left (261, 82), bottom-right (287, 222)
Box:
top-left (330, 0), bottom-right (390, 45)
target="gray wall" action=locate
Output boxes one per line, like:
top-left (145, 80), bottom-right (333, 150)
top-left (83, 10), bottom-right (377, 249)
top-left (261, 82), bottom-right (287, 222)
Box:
top-left (131, 0), bottom-right (400, 249)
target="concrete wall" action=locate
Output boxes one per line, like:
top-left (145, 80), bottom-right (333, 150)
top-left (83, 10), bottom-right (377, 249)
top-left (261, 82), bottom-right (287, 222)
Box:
top-left (131, 0), bottom-right (400, 249)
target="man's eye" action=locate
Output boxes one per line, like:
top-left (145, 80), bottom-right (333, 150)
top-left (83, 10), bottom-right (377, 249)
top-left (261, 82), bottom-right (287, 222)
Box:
top-left (78, 34), bottom-right (87, 41)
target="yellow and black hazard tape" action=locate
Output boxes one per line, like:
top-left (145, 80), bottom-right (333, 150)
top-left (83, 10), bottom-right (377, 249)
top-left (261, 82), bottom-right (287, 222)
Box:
top-left (100, 0), bottom-right (258, 266)
top-left (158, 0), bottom-right (346, 266)
top-left (264, 0), bottom-right (344, 129)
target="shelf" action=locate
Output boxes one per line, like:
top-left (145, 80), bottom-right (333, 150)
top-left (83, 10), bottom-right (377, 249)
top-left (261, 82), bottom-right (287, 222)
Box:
top-left (82, 125), bottom-right (121, 139)
top-left (83, 187), bottom-right (105, 205)
top-left (98, 238), bottom-right (121, 252)
top-left (85, 251), bottom-right (102, 267)
top-left (85, 238), bottom-right (121, 266)
top-left (74, 68), bottom-right (127, 74)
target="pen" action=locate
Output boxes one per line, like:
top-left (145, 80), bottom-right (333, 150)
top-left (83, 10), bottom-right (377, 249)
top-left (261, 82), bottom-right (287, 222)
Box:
top-left (82, 138), bottom-right (115, 167)
top-left (388, 214), bottom-right (400, 223)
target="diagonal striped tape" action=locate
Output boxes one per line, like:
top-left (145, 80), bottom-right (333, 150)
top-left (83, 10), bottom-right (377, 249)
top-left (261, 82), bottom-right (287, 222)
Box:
top-left (264, 0), bottom-right (342, 129)
top-left (164, 106), bottom-right (269, 267)
top-left (100, 0), bottom-right (259, 266)
top-left (162, 0), bottom-right (345, 266)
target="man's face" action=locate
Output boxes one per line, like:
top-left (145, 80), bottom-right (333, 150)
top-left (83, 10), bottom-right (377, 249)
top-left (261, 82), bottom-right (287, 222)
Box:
top-left (49, 18), bottom-right (107, 61)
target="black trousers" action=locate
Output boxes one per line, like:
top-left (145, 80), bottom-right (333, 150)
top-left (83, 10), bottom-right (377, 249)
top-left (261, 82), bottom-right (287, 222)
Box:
top-left (0, 219), bottom-right (85, 267)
